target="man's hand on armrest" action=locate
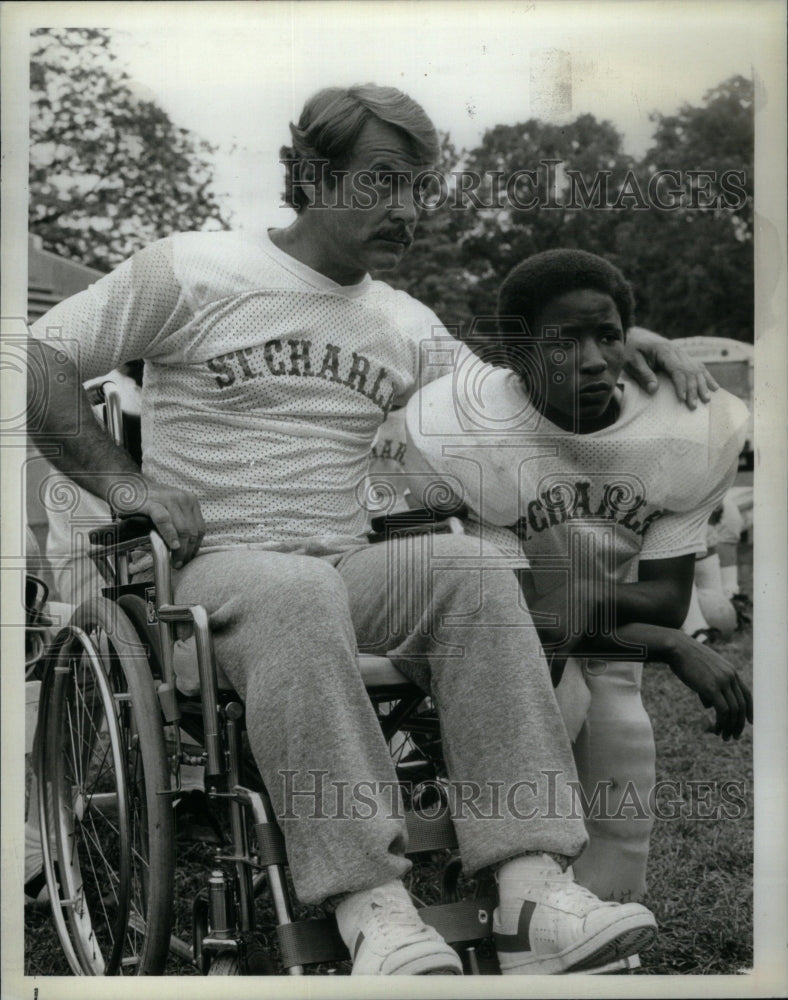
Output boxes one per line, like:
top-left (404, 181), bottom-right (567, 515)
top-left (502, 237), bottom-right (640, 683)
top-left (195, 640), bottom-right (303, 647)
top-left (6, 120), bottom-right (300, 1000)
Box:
top-left (114, 479), bottom-right (205, 569)
top-left (624, 327), bottom-right (719, 409)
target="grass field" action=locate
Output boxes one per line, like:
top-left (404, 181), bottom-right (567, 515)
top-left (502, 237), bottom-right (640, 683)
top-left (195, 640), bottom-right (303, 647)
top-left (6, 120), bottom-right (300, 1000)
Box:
top-left (640, 543), bottom-right (753, 975)
top-left (23, 546), bottom-right (754, 978)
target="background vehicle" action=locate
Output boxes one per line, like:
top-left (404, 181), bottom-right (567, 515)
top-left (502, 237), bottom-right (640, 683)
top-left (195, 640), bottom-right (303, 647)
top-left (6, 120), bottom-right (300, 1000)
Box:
top-left (673, 336), bottom-right (754, 470)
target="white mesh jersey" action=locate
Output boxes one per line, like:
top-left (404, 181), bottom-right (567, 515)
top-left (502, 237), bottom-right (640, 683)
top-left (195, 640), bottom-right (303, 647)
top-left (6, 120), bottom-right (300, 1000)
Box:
top-left (30, 231), bottom-right (465, 551)
top-left (405, 365), bottom-right (749, 587)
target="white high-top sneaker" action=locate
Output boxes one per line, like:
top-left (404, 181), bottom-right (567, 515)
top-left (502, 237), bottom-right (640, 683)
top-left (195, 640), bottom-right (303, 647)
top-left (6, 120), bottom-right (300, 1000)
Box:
top-left (335, 880), bottom-right (463, 976)
top-left (493, 854), bottom-right (657, 974)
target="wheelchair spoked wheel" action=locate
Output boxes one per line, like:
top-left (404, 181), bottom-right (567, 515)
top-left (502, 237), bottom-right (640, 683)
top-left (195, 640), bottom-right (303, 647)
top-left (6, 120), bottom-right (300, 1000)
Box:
top-left (381, 700), bottom-right (447, 810)
top-left (37, 597), bottom-right (175, 975)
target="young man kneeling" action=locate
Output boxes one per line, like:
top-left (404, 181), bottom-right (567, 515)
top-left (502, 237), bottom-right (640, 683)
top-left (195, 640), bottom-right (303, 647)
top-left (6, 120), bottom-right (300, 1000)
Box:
top-left (405, 249), bottom-right (753, 912)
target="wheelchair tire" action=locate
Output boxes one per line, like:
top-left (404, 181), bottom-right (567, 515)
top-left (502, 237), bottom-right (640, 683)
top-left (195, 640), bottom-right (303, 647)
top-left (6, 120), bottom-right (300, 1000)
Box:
top-left (37, 597), bottom-right (175, 975)
top-left (207, 940), bottom-right (276, 976)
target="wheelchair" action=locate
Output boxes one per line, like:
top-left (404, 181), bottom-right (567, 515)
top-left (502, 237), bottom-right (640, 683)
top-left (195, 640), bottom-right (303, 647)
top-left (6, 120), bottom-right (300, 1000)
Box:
top-left (34, 383), bottom-right (640, 977)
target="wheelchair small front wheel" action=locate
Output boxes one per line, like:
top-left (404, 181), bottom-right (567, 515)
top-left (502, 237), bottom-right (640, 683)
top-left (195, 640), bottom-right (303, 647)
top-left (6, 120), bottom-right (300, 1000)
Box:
top-left (207, 952), bottom-right (240, 975)
top-left (38, 598), bottom-right (175, 975)
top-left (206, 939), bottom-right (277, 976)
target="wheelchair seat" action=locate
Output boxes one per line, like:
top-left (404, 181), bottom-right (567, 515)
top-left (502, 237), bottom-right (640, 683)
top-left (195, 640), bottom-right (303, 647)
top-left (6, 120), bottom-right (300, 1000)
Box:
top-left (171, 638), bottom-right (411, 696)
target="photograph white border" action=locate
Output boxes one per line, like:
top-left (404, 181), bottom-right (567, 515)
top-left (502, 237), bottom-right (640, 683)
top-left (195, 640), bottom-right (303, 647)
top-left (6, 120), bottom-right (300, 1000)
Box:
top-left (2, 3), bottom-right (785, 998)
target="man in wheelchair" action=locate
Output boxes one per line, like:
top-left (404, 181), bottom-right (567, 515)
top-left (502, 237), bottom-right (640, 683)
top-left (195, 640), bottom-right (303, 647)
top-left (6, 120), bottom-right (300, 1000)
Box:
top-left (27, 83), bottom-right (717, 977)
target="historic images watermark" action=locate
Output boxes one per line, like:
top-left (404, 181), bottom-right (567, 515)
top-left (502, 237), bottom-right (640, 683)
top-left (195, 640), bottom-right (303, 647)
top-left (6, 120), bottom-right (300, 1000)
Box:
top-left (278, 769), bottom-right (750, 823)
top-left (282, 158), bottom-right (748, 213)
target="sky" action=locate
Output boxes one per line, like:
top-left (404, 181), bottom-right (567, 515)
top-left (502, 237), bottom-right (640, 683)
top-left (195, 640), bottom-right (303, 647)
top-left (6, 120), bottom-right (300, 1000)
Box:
top-left (18, 0), bottom-right (777, 233)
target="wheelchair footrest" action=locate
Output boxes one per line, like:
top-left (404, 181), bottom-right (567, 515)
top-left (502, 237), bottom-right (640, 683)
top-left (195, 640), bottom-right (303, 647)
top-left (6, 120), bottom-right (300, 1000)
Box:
top-left (276, 897), bottom-right (497, 968)
top-left (419, 896), bottom-right (495, 946)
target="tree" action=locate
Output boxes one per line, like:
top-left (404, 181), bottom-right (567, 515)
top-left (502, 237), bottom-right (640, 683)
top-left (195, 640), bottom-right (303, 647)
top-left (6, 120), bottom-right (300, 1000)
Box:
top-left (453, 114), bottom-right (637, 323)
top-left (383, 79), bottom-right (753, 344)
top-left (30, 28), bottom-right (230, 272)
top-left (382, 115), bottom-right (638, 335)
top-left (622, 75), bottom-right (753, 341)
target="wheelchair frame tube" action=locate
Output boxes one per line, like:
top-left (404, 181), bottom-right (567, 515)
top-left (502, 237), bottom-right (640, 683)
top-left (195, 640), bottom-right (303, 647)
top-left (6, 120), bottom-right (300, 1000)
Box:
top-left (225, 703), bottom-right (255, 934)
top-left (103, 381), bottom-right (130, 586)
top-left (233, 786), bottom-right (304, 975)
top-left (155, 600), bottom-right (226, 782)
top-left (152, 532), bottom-right (226, 781)
top-left (191, 605), bottom-right (225, 781)
top-left (150, 531), bottom-right (177, 691)
top-left (103, 379), bottom-right (125, 450)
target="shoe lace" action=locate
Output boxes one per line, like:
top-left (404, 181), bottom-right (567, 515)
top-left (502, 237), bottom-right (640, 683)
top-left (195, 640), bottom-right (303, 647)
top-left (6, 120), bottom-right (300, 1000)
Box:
top-left (564, 882), bottom-right (606, 903)
top-left (367, 890), bottom-right (430, 938)
top-left (541, 878), bottom-right (617, 914)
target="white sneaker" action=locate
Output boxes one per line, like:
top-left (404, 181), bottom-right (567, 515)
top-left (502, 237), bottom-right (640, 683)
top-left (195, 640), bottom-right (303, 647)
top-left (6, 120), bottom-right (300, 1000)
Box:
top-left (493, 854), bottom-right (657, 974)
top-left (335, 880), bottom-right (463, 976)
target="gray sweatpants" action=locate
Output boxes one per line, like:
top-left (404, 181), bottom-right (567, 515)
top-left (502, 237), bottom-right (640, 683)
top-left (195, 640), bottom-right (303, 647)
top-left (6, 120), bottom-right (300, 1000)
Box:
top-left (173, 533), bottom-right (587, 904)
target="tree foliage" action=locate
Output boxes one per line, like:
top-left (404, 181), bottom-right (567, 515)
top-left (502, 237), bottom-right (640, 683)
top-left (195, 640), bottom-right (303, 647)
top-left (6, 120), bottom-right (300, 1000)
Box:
top-left (450, 114), bottom-right (636, 323)
top-left (30, 28), bottom-right (230, 272)
top-left (621, 75), bottom-right (753, 340)
top-left (386, 76), bottom-right (753, 343)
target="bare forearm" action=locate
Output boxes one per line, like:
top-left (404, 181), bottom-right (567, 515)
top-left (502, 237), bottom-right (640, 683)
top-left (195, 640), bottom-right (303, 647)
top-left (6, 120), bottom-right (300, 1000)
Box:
top-left (594, 580), bottom-right (688, 630)
top-left (576, 620), bottom-right (680, 662)
top-left (527, 592), bottom-right (680, 662)
top-left (581, 554), bottom-right (695, 632)
top-left (28, 339), bottom-right (205, 565)
top-left (27, 339), bottom-right (143, 505)
top-left (518, 552), bottom-right (750, 740)
top-left (522, 571), bottom-right (689, 659)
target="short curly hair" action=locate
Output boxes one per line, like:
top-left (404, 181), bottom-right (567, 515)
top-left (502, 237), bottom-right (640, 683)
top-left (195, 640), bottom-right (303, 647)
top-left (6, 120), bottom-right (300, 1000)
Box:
top-left (495, 249), bottom-right (635, 362)
top-left (280, 84), bottom-right (440, 212)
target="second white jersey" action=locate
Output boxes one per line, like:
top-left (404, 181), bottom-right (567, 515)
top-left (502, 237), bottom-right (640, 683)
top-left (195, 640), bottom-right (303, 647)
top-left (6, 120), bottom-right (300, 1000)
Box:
top-left (405, 365), bottom-right (749, 586)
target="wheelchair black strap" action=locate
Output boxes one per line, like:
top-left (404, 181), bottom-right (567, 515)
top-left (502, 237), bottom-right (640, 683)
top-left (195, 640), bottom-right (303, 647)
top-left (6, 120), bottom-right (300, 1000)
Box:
top-left (404, 807), bottom-right (458, 854)
top-left (277, 917), bottom-right (349, 968)
top-left (420, 897), bottom-right (495, 945)
top-left (89, 515), bottom-right (154, 546)
top-left (254, 822), bottom-right (288, 867)
top-left (275, 897), bottom-right (497, 968)
top-left (369, 505), bottom-right (468, 534)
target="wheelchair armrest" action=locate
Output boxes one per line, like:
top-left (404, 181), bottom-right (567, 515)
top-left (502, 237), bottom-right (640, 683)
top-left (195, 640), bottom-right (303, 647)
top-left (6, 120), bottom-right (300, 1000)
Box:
top-left (88, 515), bottom-right (155, 547)
top-left (369, 505), bottom-right (468, 536)
top-left (91, 506), bottom-right (467, 547)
